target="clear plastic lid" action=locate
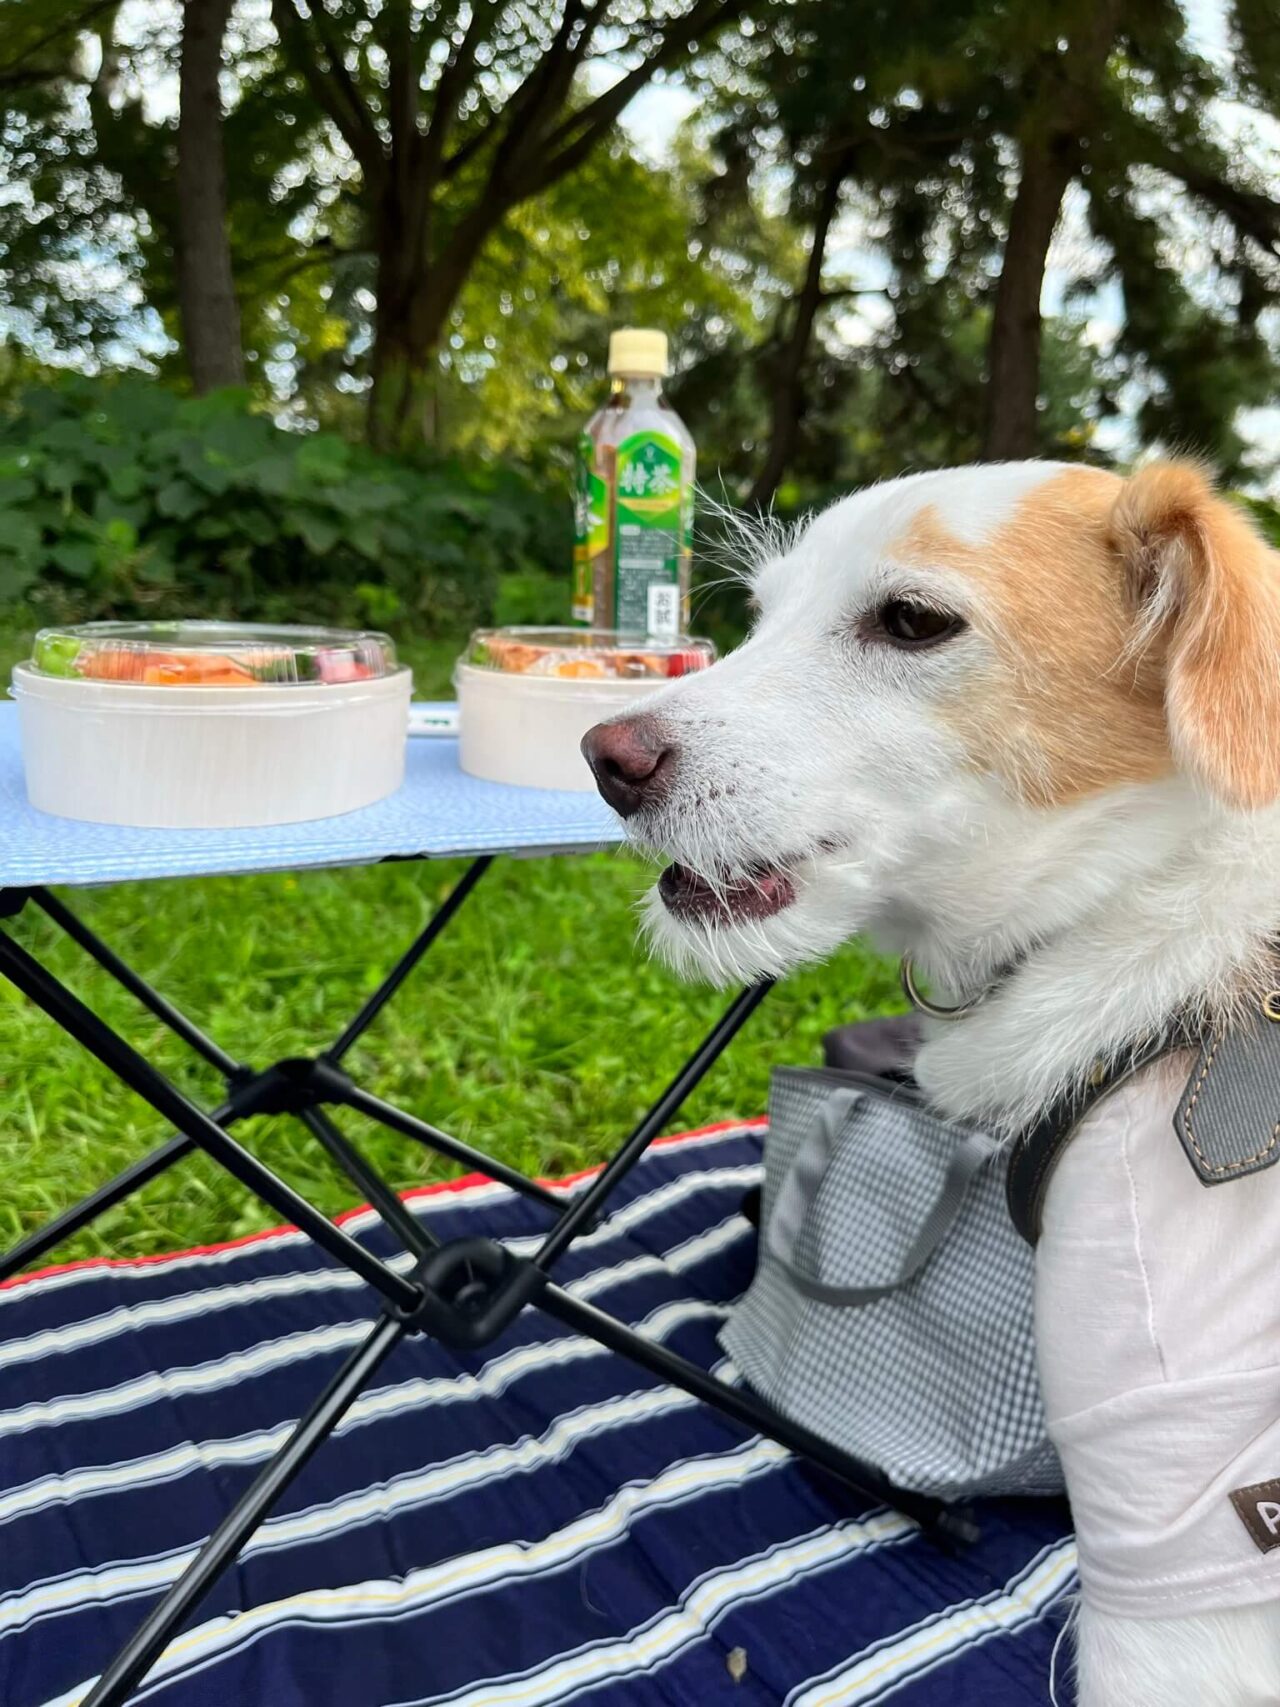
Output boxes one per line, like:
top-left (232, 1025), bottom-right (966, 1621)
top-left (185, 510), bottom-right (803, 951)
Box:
top-left (28, 621), bottom-right (399, 687)
top-left (462, 626), bottom-right (715, 680)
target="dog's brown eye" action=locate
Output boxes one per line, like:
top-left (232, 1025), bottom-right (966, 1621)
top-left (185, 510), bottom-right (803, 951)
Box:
top-left (875, 598), bottom-right (967, 648)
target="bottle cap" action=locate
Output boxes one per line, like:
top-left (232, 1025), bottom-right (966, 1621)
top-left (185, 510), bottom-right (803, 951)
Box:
top-left (607, 328), bottom-right (668, 378)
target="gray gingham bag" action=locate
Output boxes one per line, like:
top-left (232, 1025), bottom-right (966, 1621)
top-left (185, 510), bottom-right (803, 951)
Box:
top-left (721, 1067), bottom-right (1063, 1500)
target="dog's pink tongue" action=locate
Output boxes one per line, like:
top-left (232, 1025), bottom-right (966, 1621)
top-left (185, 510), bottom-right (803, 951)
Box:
top-left (747, 869), bottom-right (794, 912)
top-left (659, 862), bottom-right (796, 923)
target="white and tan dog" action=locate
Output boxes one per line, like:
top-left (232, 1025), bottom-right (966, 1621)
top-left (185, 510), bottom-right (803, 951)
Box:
top-left (583, 460), bottom-right (1280, 1707)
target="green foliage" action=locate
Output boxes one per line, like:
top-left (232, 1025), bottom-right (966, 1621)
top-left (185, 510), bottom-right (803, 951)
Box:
top-left (0, 2), bottom-right (785, 462)
top-left (697, 0), bottom-right (1280, 486)
top-left (1241, 494), bottom-right (1280, 549)
top-left (0, 375), bottom-right (569, 629)
top-left (419, 137), bottom-right (795, 469)
top-left (673, 285), bottom-right (1106, 508)
top-left (4, 0), bottom-right (1280, 507)
top-left (0, 5), bottom-right (150, 364)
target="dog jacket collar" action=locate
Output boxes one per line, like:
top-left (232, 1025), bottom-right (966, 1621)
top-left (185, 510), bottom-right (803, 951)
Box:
top-left (1007, 983), bottom-right (1280, 1243)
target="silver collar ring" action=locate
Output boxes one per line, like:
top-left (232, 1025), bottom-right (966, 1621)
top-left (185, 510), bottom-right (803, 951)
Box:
top-left (899, 954), bottom-right (988, 1022)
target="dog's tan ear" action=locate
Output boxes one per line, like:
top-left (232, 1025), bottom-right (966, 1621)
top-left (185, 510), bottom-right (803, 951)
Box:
top-left (1109, 460), bottom-right (1280, 810)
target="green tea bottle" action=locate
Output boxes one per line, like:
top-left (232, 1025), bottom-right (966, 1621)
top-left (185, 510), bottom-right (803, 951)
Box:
top-left (572, 328), bottom-right (695, 636)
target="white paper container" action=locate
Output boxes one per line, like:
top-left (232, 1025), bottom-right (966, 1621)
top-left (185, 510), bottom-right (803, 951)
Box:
top-left (456, 662), bottom-right (666, 792)
top-left (12, 663), bottom-right (413, 828)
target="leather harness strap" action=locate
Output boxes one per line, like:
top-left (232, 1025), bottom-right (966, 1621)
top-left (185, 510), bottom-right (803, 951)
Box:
top-left (909, 958), bottom-right (1280, 1247)
top-left (1005, 1028), bottom-right (1194, 1246)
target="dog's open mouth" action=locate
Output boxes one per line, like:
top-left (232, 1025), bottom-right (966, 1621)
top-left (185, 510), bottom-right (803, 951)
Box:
top-left (658, 860), bottom-right (797, 924)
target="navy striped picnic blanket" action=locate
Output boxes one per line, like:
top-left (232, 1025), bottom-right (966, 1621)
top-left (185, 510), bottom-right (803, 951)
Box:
top-left (0, 1122), bottom-right (1075, 1706)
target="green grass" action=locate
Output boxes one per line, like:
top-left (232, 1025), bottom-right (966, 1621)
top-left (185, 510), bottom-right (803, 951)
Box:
top-left (0, 615), bottom-right (902, 1270)
top-left (0, 860), bottom-right (901, 1268)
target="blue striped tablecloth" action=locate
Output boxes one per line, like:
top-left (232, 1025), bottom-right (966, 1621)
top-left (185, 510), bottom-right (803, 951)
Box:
top-left (0, 1123), bottom-right (1075, 1706)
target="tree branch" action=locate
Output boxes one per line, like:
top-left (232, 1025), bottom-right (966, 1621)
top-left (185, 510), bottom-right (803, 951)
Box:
top-left (496, 1), bottom-right (594, 137)
top-left (819, 285), bottom-right (888, 303)
top-left (384, 0), bottom-right (421, 170)
top-left (0, 65), bottom-right (91, 90)
top-left (749, 152), bottom-right (853, 506)
top-left (419, 0), bottom-right (496, 187)
top-left (1135, 134), bottom-right (1280, 256)
top-left (467, 0), bottom-right (603, 197)
top-left (533, 0), bottom-right (749, 191)
top-left (518, 0), bottom-right (600, 144)
top-left (264, 245), bottom-right (371, 289)
top-left (1, 0), bottom-right (120, 77)
top-left (306, 0), bottom-right (385, 155)
top-left (271, 0), bottom-right (384, 182)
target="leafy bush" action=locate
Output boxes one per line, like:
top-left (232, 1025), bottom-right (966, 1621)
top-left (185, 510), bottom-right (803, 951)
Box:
top-left (0, 377), bottom-right (571, 633)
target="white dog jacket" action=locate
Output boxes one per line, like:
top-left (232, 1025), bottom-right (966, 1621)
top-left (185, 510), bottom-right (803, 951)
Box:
top-left (1035, 1053), bottom-right (1280, 1617)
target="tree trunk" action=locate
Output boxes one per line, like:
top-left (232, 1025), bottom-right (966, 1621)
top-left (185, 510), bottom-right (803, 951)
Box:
top-left (749, 165), bottom-right (847, 508)
top-left (368, 261), bottom-right (456, 454)
top-left (269, 0), bottom-right (747, 449)
top-left (176, 0), bottom-right (244, 394)
top-left (981, 0), bottom-right (1123, 461)
top-left (367, 201), bottom-right (494, 454)
top-left (368, 324), bottom-right (445, 453)
top-left (980, 133), bottom-right (1074, 461)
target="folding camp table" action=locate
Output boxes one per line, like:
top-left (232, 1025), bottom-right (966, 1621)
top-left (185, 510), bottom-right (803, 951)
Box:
top-left (0, 705), bottom-right (974, 1707)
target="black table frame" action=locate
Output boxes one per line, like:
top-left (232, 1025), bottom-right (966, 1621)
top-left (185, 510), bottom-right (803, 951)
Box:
top-left (0, 856), bottom-right (975, 1707)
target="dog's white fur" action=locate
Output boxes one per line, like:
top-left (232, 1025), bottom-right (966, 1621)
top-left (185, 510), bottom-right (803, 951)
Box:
top-left (606, 460), bottom-right (1280, 1704)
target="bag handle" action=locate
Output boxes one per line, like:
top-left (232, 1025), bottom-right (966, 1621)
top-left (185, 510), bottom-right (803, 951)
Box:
top-left (765, 1087), bottom-right (998, 1305)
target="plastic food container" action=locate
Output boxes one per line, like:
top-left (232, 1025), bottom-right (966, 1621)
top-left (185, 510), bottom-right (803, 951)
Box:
top-left (456, 626), bottom-right (714, 792)
top-left (12, 621), bottom-right (413, 828)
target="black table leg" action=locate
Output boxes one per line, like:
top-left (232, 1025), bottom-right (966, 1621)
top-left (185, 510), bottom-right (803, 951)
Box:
top-left (533, 980), bottom-right (773, 1271)
top-left (29, 887), bottom-right (248, 1080)
top-left (328, 1074), bottom-right (566, 1213)
top-left (298, 1104), bottom-right (437, 1262)
top-left (324, 856), bottom-right (492, 1065)
top-left (0, 1131), bottom-right (196, 1283)
top-left (0, 860), bottom-right (496, 1274)
top-left (0, 931), bottom-right (421, 1314)
top-left (80, 1312), bottom-right (407, 1707)
top-left (0, 855), bottom-right (976, 1707)
top-left (540, 1284), bottom-right (977, 1546)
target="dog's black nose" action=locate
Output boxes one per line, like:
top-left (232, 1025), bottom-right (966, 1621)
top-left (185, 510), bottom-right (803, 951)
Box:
top-left (581, 716), bottom-right (674, 817)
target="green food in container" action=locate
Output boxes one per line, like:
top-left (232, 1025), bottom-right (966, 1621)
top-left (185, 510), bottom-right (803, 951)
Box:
top-left (32, 634), bottom-right (83, 678)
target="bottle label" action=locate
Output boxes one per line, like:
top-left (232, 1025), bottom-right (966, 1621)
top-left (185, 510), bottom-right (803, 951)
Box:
top-left (614, 431), bottom-right (686, 635)
top-left (572, 432), bottom-right (608, 623)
